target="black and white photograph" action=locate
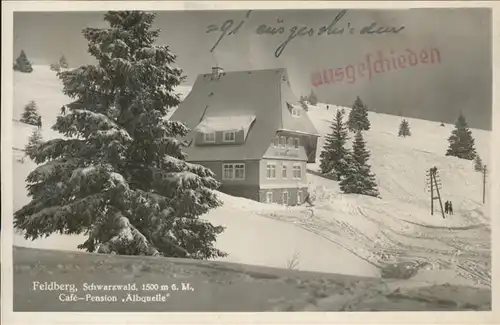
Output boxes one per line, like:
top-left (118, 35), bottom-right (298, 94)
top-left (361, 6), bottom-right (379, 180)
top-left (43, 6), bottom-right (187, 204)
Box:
top-left (2, 1), bottom-right (497, 320)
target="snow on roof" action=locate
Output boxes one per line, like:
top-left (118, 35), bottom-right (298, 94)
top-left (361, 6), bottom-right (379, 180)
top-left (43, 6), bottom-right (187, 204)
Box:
top-left (194, 115), bottom-right (256, 139)
top-left (278, 128), bottom-right (321, 136)
top-left (170, 68), bottom-right (317, 161)
top-left (280, 84), bottom-right (319, 137)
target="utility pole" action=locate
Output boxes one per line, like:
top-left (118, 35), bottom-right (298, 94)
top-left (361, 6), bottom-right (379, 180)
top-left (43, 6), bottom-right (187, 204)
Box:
top-left (483, 165), bottom-right (487, 204)
top-left (426, 166), bottom-right (445, 219)
top-left (427, 168), bottom-right (434, 214)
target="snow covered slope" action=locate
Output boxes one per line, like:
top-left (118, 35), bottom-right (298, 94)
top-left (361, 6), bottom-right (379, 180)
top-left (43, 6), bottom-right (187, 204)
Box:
top-left (309, 104), bottom-right (491, 219)
top-left (280, 103), bottom-right (491, 287)
top-left (11, 66), bottom-right (378, 278)
top-left (12, 66), bottom-right (491, 288)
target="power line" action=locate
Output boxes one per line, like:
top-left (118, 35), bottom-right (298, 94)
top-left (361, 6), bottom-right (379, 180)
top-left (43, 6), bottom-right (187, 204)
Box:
top-left (426, 166), bottom-right (445, 219)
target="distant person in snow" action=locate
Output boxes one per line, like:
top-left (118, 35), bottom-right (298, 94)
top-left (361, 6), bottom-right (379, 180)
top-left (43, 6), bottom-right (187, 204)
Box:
top-left (304, 192), bottom-right (314, 207)
top-left (61, 105), bottom-right (66, 115)
top-left (37, 116), bottom-right (42, 129)
top-left (448, 201), bottom-right (453, 215)
top-left (444, 201), bottom-right (449, 214)
top-left (326, 105), bottom-right (329, 110)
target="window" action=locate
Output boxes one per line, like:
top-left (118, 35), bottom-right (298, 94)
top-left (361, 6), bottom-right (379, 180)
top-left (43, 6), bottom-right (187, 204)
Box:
top-left (234, 164), bottom-right (245, 179)
top-left (292, 107), bottom-right (301, 117)
top-left (223, 131), bottom-right (236, 143)
top-left (266, 163), bottom-right (276, 179)
top-left (222, 163), bottom-right (245, 180)
top-left (297, 190), bottom-right (303, 204)
top-left (282, 164), bottom-right (287, 179)
top-left (271, 137), bottom-right (279, 148)
top-left (279, 136), bottom-right (287, 148)
top-left (266, 192), bottom-right (273, 203)
top-left (282, 191), bottom-right (289, 205)
top-left (293, 137), bottom-right (299, 149)
top-left (223, 164), bottom-right (234, 180)
top-left (204, 132), bottom-right (215, 143)
top-left (293, 164), bottom-right (302, 179)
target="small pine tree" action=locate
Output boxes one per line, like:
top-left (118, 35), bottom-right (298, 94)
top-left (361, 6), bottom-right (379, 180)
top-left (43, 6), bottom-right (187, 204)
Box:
top-left (14, 11), bottom-right (226, 259)
top-left (339, 131), bottom-right (379, 197)
top-left (59, 54), bottom-right (69, 69)
top-left (319, 109), bottom-right (350, 181)
top-left (445, 113), bottom-right (477, 160)
top-left (474, 155), bottom-right (484, 172)
top-left (14, 50), bottom-right (33, 73)
top-left (24, 128), bottom-right (43, 158)
top-left (50, 63), bottom-right (61, 72)
top-left (308, 90), bottom-right (318, 106)
top-left (20, 101), bottom-right (40, 126)
top-left (398, 119), bottom-right (411, 137)
top-left (347, 96), bottom-right (370, 132)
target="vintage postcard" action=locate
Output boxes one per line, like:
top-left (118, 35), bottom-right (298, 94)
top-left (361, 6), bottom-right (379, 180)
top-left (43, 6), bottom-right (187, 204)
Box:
top-left (1, 1), bottom-right (499, 324)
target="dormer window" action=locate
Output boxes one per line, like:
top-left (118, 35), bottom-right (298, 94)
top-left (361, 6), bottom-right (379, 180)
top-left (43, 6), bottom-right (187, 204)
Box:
top-left (291, 107), bottom-right (302, 117)
top-left (204, 132), bottom-right (215, 143)
top-left (194, 115), bottom-right (256, 146)
top-left (223, 131), bottom-right (236, 143)
top-left (279, 136), bottom-right (287, 148)
top-left (271, 137), bottom-right (279, 147)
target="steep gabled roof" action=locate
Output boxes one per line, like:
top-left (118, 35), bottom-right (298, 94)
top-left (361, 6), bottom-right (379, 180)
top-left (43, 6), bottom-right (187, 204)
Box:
top-left (170, 68), bottom-right (318, 162)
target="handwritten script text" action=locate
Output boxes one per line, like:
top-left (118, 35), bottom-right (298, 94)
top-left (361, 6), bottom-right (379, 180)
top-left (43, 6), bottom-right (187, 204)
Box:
top-left (205, 10), bottom-right (406, 58)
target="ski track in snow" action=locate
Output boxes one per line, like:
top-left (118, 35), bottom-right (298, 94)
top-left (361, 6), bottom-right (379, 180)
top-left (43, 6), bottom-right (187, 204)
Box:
top-left (12, 66), bottom-right (491, 290)
top-left (254, 200), bottom-right (490, 287)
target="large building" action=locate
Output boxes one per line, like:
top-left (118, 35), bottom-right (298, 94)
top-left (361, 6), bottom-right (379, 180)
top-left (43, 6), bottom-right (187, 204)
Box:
top-left (170, 67), bottom-right (319, 205)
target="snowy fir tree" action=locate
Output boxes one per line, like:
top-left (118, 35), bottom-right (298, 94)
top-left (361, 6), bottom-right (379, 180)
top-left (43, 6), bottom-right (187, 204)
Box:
top-left (339, 131), bottom-right (379, 197)
top-left (347, 96), bottom-right (370, 132)
top-left (14, 11), bottom-right (227, 259)
top-left (445, 113), bottom-right (477, 160)
top-left (50, 63), bottom-right (61, 72)
top-left (319, 109), bottom-right (350, 181)
top-left (398, 119), bottom-right (411, 137)
top-left (13, 50), bottom-right (33, 73)
top-left (20, 101), bottom-right (40, 126)
top-left (308, 90), bottom-right (318, 106)
top-left (59, 54), bottom-right (69, 69)
top-left (474, 155), bottom-right (484, 172)
top-left (24, 128), bottom-right (44, 158)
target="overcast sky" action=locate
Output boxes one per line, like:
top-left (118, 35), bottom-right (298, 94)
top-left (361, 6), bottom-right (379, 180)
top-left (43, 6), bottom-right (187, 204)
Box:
top-left (14, 8), bottom-right (492, 130)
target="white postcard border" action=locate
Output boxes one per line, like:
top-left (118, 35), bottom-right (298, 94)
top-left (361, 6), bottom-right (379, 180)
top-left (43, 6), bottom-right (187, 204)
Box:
top-left (1, 1), bottom-right (499, 324)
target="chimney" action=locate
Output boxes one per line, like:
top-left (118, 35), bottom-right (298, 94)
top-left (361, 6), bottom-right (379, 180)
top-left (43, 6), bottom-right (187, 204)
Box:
top-left (212, 66), bottom-right (223, 78)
